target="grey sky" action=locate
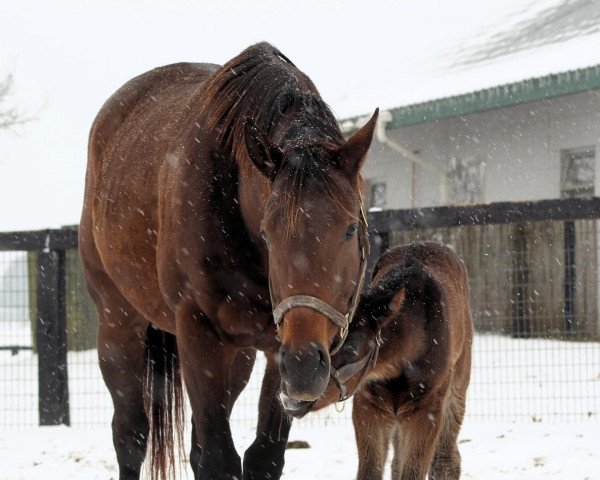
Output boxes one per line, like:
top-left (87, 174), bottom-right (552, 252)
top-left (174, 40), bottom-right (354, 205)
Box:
top-left (0, 0), bottom-right (594, 231)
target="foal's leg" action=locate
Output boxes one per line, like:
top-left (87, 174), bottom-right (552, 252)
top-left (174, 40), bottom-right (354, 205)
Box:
top-left (391, 426), bottom-right (403, 480)
top-left (429, 375), bottom-right (470, 479)
top-left (190, 348), bottom-right (256, 478)
top-left (243, 351), bottom-right (292, 480)
top-left (429, 347), bottom-right (471, 480)
top-left (395, 404), bottom-right (444, 480)
top-left (177, 305), bottom-right (241, 480)
top-left (352, 392), bottom-right (396, 480)
top-left (427, 391), bottom-right (465, 480)
top-left (98, 309), bottom-right (150, 480)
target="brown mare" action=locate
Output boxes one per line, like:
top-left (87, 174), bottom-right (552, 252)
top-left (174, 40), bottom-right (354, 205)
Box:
top-left (282, 242), bottom-right (473, 479)
top-left (79, 42), bottom-right (377, 480)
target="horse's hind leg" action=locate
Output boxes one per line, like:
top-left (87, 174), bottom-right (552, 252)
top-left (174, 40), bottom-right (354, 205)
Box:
top-left (98, 307), bottom-right (150, 480)
top-left (190, 348), bottom-right (256, 479)
top-left (428, 387), bottom-right (468, 480)
top-left (243, 351), bottom-right (292, 480)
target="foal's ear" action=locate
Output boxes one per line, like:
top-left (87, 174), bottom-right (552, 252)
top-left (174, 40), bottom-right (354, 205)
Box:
top-left (378, 288), bottom-right (405, 329)
top-left (338, 108), bottom-right (379, 177)
top-left (363, 284), bottom-right (405, 329)
top-left (244, 119), bottom-right (283, 182)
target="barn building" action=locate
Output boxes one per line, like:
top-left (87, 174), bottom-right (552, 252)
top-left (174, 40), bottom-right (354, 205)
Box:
top-left (342, 1), bottom-right (600, 339)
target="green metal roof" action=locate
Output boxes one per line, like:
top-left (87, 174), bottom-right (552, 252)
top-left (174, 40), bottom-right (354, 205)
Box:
top-left (346, 64), bottom-right (600, 130)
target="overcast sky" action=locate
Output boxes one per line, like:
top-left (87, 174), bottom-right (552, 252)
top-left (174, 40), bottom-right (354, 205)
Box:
top-left (0, 0), bottom-right (566, 231)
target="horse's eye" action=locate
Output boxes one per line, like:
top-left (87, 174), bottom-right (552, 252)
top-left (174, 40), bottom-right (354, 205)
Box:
top-left (345, 223), bottom-right (359, 239)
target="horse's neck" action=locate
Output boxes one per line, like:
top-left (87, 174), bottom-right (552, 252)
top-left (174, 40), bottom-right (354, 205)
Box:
top-left (237, 165), bottom-right (270, 240)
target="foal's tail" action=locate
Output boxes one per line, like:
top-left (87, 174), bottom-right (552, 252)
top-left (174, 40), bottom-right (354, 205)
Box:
top-left (144, 325), bottom-right (185, 479)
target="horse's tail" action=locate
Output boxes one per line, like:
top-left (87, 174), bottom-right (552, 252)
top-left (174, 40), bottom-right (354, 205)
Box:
top-left (144, 325), bottom-right (185, 479)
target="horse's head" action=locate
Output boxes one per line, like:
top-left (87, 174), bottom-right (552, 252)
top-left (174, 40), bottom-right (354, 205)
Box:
top-left (246, 109), bottom-right (378, 401)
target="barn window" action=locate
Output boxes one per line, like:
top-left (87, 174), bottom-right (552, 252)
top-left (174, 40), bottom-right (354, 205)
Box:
top-left (448, 156), bottom-right (485, 205)
top-left (560, 147), bottom-right (595, 198)
top-left (369, 181), bottom-right (387, 210)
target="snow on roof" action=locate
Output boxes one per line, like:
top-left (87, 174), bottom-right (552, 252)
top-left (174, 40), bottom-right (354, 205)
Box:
top-left (338, 0), bottom-right (600, 122)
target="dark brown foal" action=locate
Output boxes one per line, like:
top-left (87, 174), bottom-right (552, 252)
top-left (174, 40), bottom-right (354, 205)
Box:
top-left (283, 242), bottom-right (473, 480)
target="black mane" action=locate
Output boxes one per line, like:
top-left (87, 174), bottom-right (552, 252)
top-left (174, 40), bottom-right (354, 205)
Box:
top-left (201, 42), bottom-right (344, 165)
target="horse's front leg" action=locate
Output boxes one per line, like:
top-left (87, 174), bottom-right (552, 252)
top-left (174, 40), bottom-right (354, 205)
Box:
top-left (190, 348), bottom-right (257, 478)
top-left (177, 305), bottom-right (241, 480)
top-left (243, 351), bottom-right (292, 480)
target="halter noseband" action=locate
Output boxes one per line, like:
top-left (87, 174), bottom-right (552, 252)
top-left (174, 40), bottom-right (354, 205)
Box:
top-left (271, 201), bottom-right (370, 354)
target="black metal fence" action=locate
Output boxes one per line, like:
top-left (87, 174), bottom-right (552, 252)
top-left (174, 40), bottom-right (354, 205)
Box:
top-left (1, 198), bottom-right (599, 429)
top-left (368, 197), bottom-right (600, 422)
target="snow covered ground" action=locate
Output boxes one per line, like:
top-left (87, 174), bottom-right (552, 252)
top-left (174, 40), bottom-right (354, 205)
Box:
top-left (1, 420), bottom-right (598, 479)
top-left (1, 327), bottom-right (599, 478)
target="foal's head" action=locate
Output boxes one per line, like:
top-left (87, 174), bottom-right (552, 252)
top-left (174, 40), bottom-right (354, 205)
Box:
top-left (248, 111), bottom-right (378, 401)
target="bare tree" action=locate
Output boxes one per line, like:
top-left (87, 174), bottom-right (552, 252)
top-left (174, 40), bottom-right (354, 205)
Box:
top-left (0, 74), bottom-right (33, 130)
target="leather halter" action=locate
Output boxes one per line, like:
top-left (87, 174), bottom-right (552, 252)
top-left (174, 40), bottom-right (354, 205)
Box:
top-left (330, 329), bottom-right (382, 401)
top-left (271, 201), bottom-right (370, 354)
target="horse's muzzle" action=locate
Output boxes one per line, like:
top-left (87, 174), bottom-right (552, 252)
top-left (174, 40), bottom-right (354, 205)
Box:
top-left (279, 342), bottom-right (329, 401)
top-left (279, 391), bottom-right (313, 418)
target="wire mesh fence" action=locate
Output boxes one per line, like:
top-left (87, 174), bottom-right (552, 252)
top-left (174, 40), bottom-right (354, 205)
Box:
top-left (1, 199), bottom-right (600, 430)
top-left (0, 251), bottom-right (37, 427)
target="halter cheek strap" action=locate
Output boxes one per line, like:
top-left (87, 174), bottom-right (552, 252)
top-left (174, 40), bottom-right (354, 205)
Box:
top-left (330, 329), bottom-right (382, 402)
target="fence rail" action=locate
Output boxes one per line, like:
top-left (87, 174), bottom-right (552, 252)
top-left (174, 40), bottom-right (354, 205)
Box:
top-left (367, 196), bottom-right (600, 232)
top-left (1, 198), bottom-right (600, 428)
top-left (0, 227), bottom-right (78, 251)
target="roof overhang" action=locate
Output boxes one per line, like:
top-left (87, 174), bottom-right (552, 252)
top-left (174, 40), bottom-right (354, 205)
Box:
top-left (341, 64), bottom-right (600, 132)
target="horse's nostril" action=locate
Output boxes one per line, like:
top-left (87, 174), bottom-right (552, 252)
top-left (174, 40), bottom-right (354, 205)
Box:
top-left (316, 345), bottom-right (327, 366)
top-left (278, 346), bottom-right (288, 374)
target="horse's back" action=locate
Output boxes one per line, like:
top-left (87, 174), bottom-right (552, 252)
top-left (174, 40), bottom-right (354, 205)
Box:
top-left (374, 241), bottom-right (469, 296)
top-left (88, 62), bottom-right (218, 175)
top-left (374, 241), bottom-right (473, 363)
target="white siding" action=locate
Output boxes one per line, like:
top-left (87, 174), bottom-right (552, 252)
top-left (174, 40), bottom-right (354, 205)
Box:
top-left (363, 90), bottom-right (600, 209)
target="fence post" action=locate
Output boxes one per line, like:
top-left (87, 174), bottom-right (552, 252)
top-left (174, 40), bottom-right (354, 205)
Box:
top-left (564, 220), bottom-right (576, 335)
top-left (36, 243), bottom-right (70, 426)
top-left (512, 224), bottom-right (530, 338)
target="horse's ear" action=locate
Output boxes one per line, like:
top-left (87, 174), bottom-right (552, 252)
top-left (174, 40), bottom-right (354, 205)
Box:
top-left (244, 120), bottom-right (283, 182)
top-left (338, 108), bottom-right (379, 177)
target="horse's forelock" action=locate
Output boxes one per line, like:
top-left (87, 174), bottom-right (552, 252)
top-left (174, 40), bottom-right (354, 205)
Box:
top-left (201, 42), bottom-right (355, 236)
top-left (200, 42), bottom-right (343, 167)
top-left (275, 153), bottom-right (362, 237)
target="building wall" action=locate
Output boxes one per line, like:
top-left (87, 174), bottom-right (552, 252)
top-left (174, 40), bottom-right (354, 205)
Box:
top-left (363, 89), bottom-right (600, 209)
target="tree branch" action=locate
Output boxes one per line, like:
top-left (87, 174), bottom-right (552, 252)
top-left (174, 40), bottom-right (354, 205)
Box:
top-left (0, 74), bottom-right (36, 130)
